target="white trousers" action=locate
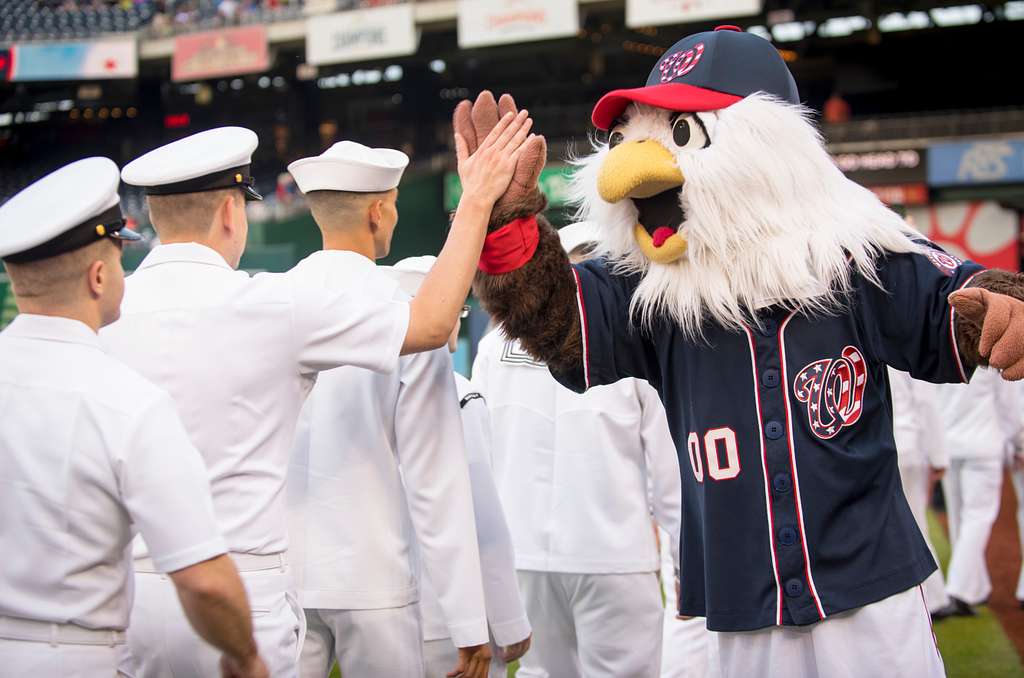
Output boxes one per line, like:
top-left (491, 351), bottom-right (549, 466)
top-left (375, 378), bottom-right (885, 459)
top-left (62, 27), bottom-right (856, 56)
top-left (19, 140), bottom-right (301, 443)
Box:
top-left (898, 463), bottom-right (951, 612)
top-left (717, 587), bottom-right (944, 678)
top-left (122, 566), bottom-right (304, 678)
top-left (1012, 467), bottom-right (1024, 601)
top-left (943, 458), bottom-right (1003, 604)
top-left (299, 605), bottom-right (423, 678)
top-left (421, 638), bottom-right (506, 678)
top-left (516, 571), bottom-right (663, 678)
top-left (660, 616), bottom-right (720, 678)
top-left (0, 638), bottom-right (123, 677)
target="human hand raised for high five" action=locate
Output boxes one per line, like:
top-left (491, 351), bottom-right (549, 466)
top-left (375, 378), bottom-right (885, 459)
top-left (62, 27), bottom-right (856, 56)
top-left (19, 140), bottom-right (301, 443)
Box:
top-left (454, 107), bottom-right (535, 209)
top-left (454, 91), bottom-right (547, 222)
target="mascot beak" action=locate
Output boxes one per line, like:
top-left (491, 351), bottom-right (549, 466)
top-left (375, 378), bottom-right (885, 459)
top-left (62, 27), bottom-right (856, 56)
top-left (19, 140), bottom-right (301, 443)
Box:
top-left (597, 140), bottom-right (684, 203)
top-left (597, 140), bottom-right (688, 265)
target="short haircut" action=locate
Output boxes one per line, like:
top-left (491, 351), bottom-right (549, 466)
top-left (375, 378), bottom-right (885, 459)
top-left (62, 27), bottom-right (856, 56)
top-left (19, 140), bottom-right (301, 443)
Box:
top-left (146, 188), bottom-right (241, 239)
top-left (304, 189), bottom-right (395, 232)
top-left (4, 238), bottom-right (118, 304)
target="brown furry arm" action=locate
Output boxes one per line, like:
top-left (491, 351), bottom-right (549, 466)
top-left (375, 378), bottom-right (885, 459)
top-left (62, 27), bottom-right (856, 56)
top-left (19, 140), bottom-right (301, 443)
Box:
top-left (955, 269), bottom-right (1024, 368)
top-left (471, 195), bottom-right (583, 375)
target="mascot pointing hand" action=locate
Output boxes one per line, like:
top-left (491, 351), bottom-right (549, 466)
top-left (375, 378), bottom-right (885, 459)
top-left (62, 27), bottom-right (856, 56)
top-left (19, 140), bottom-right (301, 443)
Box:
top-left (457, 26), bottom-right (1024, 678)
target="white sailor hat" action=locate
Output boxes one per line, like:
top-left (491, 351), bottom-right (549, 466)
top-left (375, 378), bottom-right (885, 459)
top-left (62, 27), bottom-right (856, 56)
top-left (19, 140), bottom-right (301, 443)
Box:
top-left (0, 157), bottom-right (141, 264)
top-left (121, 126), bottom-right (262, 201)
top-left (288, 140), bottom-right (409, 194)
top-left (558, 221), bottom-right (601, 254)
top-left (382, 255), bottom-right (435, 297)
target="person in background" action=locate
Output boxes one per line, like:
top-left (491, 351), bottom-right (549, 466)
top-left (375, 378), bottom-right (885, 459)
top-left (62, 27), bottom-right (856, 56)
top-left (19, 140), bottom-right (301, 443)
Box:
top-left (658, 525), bottom-right (719, 678)
top-left (0, 158), bottom-right (266, 678)
top-left (1007, 381), bottom-right (1024, 610)
top-left (103, 113), bottom-right (534, 677)
top-left (471, 222), bottom-right (681, 678)
top-left (386, 255), bottom-right (533, 678)
top-left (887, 367), bottom-right (952, 619)
top-left (285, 144), bottom-right (491, 678)
top-left (936, 368), bottom-right (1024, 616)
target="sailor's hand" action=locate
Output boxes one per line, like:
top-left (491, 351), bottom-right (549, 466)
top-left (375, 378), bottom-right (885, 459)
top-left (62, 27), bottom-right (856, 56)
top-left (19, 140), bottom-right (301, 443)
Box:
top-left (499, 634), bottom-right (532, 664)
top-left (220, 652), bottom-right (269, 678)
top-left (455, 108), bottom-right (534, 209)
top-left (448, 642), bottom-right (493, 678)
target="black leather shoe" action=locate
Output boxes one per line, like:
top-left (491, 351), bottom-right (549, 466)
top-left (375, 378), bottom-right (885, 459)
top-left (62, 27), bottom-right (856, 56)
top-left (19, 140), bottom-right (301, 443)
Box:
top-left (948, 597), bottom-right (977, 617)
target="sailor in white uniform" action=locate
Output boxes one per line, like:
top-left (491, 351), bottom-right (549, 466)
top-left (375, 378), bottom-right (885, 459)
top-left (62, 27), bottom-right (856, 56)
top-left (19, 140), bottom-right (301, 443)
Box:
top-left (935, 368), bottom-right (1024, 614)
top-left (471, 222), bottom-right (682, 678)
top-left (284, 149), bottom-right (489, 678)
top-left (887, 368), bottom-right (951, 617)
top-left (383, 256), bottom-right (532, 678)
top-left (102, 115), bottom-right (534, 677)
top-left (0, 159), bottom-right (267, 678)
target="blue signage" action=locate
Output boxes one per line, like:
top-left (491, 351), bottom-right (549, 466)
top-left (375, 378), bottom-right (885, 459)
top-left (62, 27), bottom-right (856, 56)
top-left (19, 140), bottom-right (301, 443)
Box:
top-left (928, 139), bottom-right (1024, 187)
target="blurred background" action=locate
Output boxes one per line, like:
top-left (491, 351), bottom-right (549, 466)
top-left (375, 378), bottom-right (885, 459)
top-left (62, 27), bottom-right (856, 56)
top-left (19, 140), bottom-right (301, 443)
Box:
top-left (1, 2), bottom-right (1024, 675)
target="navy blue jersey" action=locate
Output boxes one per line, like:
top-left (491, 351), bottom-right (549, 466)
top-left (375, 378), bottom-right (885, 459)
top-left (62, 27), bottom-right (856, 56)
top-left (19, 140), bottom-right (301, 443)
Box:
top-left (554, 246), bottom-right (984, 632)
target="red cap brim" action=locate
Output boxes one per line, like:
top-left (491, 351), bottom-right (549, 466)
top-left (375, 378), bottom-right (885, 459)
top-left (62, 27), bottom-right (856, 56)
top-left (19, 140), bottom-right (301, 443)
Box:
top-left (591, 83), bottom-right (743, 130)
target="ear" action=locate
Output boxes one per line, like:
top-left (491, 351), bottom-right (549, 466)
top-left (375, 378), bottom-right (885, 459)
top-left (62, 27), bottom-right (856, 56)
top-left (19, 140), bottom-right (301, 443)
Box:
top-left (219, 193), bottom-right (239, 235)
top-left (368, 199), bottom-right (384, 230)
top-left (86, 258), bottom-right (105, 299)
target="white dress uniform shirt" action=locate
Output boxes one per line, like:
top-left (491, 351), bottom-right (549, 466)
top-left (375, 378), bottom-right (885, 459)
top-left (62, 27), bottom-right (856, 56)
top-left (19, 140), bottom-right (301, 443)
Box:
top-left (288, 308), bottom-right (488, 648)
top-left (471, 329), bottom-right (682, 573)
top-left (934, 367), bottom-right (1024, 461)
top-left (889, 368), bottom-right (947, 470)
top-left (0, 315), bottom-right (225, 629)
top-left (102, 242), bottom-right (409, 556)
top-left (419, 373), bottom-right (531, 647)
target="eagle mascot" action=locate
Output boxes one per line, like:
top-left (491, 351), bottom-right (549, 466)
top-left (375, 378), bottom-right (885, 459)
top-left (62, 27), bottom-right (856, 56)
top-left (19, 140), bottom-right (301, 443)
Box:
top-left (455, 26), bottom-right (1024, 678)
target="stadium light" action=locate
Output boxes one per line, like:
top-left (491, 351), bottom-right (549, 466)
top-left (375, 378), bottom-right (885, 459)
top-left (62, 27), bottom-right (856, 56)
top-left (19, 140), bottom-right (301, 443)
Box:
top-left (877, 11), bottom-right (930, 32)
top-left (384, 65), bottom-right (403, 82)
top-left (817, 16), bottom-right (870, 38)
top-left (930, 5), bottom-right (983, 27)
top-left (429, 59), bottom-right (446, 74)
top-left (771, 21), bottom-right (816, 42)
top-left (1003, 1), bottom-right (1024, 19)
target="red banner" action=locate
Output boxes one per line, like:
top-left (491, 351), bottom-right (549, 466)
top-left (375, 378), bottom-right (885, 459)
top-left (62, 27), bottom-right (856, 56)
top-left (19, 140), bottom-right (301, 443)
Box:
top-left (868, 183), bottom-right (929, 207)
top-left (908, 201), bottom-right (1020, 271)
top-left (172, 26), bottom-right (268, 82)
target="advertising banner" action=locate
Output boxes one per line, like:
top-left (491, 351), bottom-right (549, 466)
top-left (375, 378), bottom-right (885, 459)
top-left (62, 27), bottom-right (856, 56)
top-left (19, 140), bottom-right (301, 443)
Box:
top-left (445, 165), bottom-right (574, 210)
top-left (832, 147), bottom-right (927, 187)
top-left (928, 139), bottom-right (1024, 187)
top-left (867, 183), bottom-right (929, 207)
top-left (457, 0), bottom-right (579, 49)
top-left (306, 4), bottom-right (418, 66)
top-left (8, 38), bottom-right (137, 81)
top-left (907, 201), bottom-right (1020, 270)
top-left (172, 26), bottom-right (269, 82)
top-left (626, 0), bottom-right (762, 28)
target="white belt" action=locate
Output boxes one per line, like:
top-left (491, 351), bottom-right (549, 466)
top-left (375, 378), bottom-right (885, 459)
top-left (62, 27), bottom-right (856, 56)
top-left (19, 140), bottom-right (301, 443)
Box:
top-left (0, 616), bottom-right (124, 646)
top-left (134, 551), bottom-right (288, 574)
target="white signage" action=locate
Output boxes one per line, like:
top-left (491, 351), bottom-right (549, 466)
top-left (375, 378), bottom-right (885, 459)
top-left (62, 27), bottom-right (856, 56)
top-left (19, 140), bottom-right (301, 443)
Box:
top-left (626, 0), bottom-right (762, 28)
top-left (306, 4), bottom-right (418, 67)
top-left (457, 0), bottom-right (580, 49)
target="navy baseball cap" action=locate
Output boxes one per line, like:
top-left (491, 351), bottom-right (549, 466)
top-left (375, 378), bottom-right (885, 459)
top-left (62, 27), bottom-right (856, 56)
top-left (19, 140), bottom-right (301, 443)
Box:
top-left (592, 25), bottom-right (799, 130)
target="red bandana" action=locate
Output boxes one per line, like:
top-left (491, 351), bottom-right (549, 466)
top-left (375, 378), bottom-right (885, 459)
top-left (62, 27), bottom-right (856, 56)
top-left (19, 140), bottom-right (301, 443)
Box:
top-left (478, 215), bottom-right (540, 275)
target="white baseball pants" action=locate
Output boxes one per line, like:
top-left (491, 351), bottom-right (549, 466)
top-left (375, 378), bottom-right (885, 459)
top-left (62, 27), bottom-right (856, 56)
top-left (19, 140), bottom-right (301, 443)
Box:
top-left (299, 604), bottom-right (423, 678)
top-left (716, 586), bottom-right (944, 678)
top-left (899, 463), bottom-right (951, 612)
top-left (515, 570), bottom-right (663, 678)
top-left (943, 458), bottom-right (1002, 604)
top-left (660, 616), bottom-right (720, 678)
top-left (121, 561), bottom-right (304, 678)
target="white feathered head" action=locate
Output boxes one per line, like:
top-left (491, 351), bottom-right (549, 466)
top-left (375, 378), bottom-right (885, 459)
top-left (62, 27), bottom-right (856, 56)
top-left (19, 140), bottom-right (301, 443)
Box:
top-left (571, 27), bottom-right (922, 338)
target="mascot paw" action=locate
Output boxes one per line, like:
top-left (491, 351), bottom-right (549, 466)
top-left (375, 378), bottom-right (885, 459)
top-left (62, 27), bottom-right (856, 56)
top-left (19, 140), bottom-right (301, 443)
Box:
top-left (454, 90), bottom-right (547, 222)
top-left (950, 287), bottom-right (1024, 380)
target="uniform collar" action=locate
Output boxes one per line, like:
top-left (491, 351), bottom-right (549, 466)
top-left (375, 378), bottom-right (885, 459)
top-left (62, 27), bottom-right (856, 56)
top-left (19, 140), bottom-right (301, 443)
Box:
top-left (136, 242), bottom-right (233, 271)
top-left (3, 313), bottom-right (101, 348)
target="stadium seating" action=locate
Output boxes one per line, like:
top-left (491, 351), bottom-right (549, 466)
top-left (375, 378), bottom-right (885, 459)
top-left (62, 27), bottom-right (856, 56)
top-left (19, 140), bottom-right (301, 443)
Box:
top-left (0, 1), bottom-right (156, 42)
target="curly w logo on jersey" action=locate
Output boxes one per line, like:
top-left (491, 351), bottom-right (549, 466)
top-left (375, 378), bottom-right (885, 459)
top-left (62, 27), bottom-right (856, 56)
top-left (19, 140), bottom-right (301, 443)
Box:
top-left (793, 346), bottom-right (868, 439)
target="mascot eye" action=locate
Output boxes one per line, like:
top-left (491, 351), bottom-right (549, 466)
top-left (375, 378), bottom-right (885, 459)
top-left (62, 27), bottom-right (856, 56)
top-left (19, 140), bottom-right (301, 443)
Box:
top-left (608, 130), bottom-right (625, 148)
top-left (672, 114), bottom-right (709, 150)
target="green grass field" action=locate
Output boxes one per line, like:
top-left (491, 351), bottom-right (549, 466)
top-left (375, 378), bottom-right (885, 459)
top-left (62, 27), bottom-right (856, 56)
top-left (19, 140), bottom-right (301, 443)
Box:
top-left (929, 512), bottom-right (1024, 678)
top-left (328, 513), bottom-right (1022, 677)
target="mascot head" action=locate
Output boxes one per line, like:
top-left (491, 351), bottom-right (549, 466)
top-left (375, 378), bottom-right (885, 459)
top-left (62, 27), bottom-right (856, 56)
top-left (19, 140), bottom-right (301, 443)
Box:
top-left (572, 25), bottom-right (922, 338)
